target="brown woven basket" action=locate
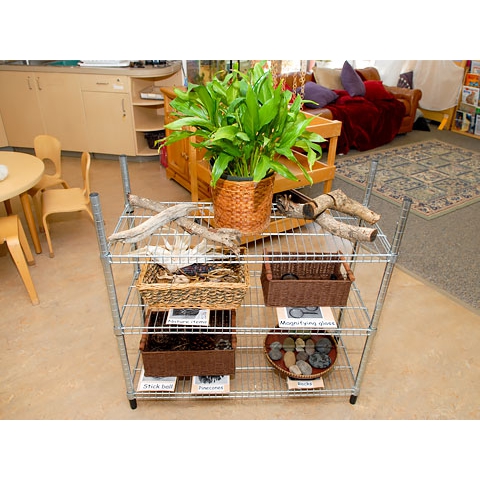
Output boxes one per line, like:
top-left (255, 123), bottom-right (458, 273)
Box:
top-left (261, 252), bottom-right (355, 307)
top-left (211, 173), bottom-right (275, 235)
top-left (140, 309), bottom-right (237, 377)
top-left (264, 331), bottom-right (337, 380)
top-left (136, 249), bottom-right (249, 309)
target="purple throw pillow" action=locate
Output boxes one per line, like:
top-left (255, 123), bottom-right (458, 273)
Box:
top-left (397, 71), bottom-right (413, 89)
top-left (298, 81), bottom-right (338, 108)
top-left (341, 61), bottom-right (366, 97)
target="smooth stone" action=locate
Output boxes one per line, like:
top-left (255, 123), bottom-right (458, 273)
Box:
top-left (305, 339), bottom-right (316, 355)
top-left (270, 341), bottom-right (283, 350)
top-left (308, 352), bottom-right (331, 369)
top-left (283, 351), bottom-right (296, 368)
top-left (268, 348), bottom-right (283, 361)
top-left (289, 365), bottom-right (302, 376)
top-left (296, 351), bottom-right (309, 362)
top-left (315, 337), bottom-right (332, 354)
top-left (283, 337), bottom-right (295, 352)
top-left (296, 359), bottom-right (313, 376)
top-left (295, 338), bottom-right (305, 352)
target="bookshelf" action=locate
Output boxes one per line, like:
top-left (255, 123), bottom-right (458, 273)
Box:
top-left (451, 60), bottom-right (480, 139)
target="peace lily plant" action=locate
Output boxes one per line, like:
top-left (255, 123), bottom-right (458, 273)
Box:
top-left (160, 61), bottom-right (325, 188)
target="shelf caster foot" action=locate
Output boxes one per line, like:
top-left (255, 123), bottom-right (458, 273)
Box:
top-left (349, 394), bottom-right (358, 405)
top-left (129, 399), bottom-right (137, 409)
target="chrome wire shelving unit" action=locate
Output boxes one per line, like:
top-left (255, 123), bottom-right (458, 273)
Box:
top-left (92, 156), bottom-right (411, 409)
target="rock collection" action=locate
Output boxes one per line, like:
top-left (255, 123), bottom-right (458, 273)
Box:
top-left (267, 334), bottom-right (334, 377)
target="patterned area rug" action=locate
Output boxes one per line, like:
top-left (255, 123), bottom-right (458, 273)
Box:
top-left (334, 140), bottom-right (480, 219)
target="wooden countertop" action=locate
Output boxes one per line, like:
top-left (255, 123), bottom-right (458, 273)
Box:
top-left (0, 61), bottom-right (182, 77)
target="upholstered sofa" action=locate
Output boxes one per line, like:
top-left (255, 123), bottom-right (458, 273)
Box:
top-left (280, 63), bottom-right (422, 154)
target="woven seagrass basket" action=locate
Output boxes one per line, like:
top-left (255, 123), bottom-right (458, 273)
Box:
top-left (211, 173), bottom-right (275, 235)
top-left (261, 252), bottom-right (355, 307)
top-left (136, 249), bottom-right (249, 309)
top-left (140, 309), bottom-right (237, 377)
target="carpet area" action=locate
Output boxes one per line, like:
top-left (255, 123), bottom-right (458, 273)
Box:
top-left (299, 125), bottom-right (480, 311)
top-left (334, 140), bottom-right (480, 219)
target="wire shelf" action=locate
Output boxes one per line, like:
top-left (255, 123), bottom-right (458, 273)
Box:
top-left (105, 202), bottom-right (394, 265)
top-left (130, 337), bottom-right (356, 400)
top-left (91, 165), bottom-right (412, 406)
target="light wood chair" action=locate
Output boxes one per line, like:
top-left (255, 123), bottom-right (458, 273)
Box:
top-left (27, 134), bottom-right (70, 225)
top-left (0, 215), bottom-right (39, 305)
top-left (41, 152), bottom-right (94, 258)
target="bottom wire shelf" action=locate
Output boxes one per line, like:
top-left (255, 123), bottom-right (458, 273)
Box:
top-left (130, 337), bottom-right (357, 401)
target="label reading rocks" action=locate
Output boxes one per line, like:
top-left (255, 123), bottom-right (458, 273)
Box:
top-left (287, 377), bottom-right (325, 390)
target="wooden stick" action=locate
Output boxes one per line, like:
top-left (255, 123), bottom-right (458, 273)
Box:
top-left (277, 189), bottom-right (380, 224)
top-left (276, 190), bottom-right (378, 242)
top-left (125, 194), bottom-right (242, 255)
top-left (108, 203), bottom-right (198, 244)
top-left (315, 213), bottom-right (377, 242)
top-left (312, 189), bottom-right (381, 224)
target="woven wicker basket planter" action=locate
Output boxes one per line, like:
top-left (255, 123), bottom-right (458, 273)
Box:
top-left (136, 250), bottom-right (249, 310)
top-left (211, 173), bottom-right (275, 235)
top-left (261, 252), bottom-right (355, 307)
top-left (140, 309), bottom-right (237, 377)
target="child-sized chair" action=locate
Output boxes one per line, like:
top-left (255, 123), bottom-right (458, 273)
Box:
top-left (0, 215), bottom-right (39, 305)
top-left (41, 152), bottom-right (94, 258)
top-left (27, 134), bottom-right (70, 225)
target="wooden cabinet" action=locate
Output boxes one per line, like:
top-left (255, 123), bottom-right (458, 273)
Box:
top-left (0, 71), bottom-right (87, 150)
top-left (80, 75), bottom-right (136, 155)
top-left (0, 108), bottom-right (10, 147)
top-left (0, 62), bottom-right (184, 156)
top-left (35, 73), bottom-right (88, 151)
top-left (82, 91), bottom-right (135, 155)
top-left (0, 71), bottom-right (44, 147)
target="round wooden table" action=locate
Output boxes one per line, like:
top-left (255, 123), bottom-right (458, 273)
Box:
top-left (0, 151), bottom-right (45, 253)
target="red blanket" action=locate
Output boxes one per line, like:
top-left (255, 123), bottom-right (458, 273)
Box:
top-left (327, 92), bottom-right (406, 154)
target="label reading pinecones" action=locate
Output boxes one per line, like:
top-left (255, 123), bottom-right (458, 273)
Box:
top-left (191, 375), bottom-right (230, 394)
top-left (166, 308), bottom-right (210, 326)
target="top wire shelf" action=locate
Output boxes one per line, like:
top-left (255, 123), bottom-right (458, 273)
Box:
top-left (104, 201), bottom-right (394, 265)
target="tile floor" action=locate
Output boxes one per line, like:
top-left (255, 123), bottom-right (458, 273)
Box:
top-left (1, 153), bottom-right (479, 420)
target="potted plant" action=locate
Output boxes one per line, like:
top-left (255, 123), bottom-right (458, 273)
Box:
top-left (159, 61), bottom-right (325, 235)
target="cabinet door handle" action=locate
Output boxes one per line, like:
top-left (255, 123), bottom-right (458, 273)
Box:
top-left (121, 98), bottom-right (126, 118)
top-left (36, 77), bottom-right (42, 90)
top-left (96, 82), bottom-right (109, 85)
top-left (27, 76), bottom-right (33, 90)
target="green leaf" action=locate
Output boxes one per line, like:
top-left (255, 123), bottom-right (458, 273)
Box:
top-left (161, 129), bottom-right (195, 146)
top-left (164, 116), bottom-right (214, 131)
top-left (243, 86), bottom-right (259, 137)
top-left (210, 152), bottom-right (232, 187)
top-left (252, 154), bottom-right (272, 182)
top-left (210, 125), bottom-right (238, 142)
top-left (258, 96), bottom-right (280, 129)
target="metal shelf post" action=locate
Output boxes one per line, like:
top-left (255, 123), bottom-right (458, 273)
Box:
top-left (349, 196), bottom-right (412, 404)
top-left (91, 191), bottom-right (137, 409)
